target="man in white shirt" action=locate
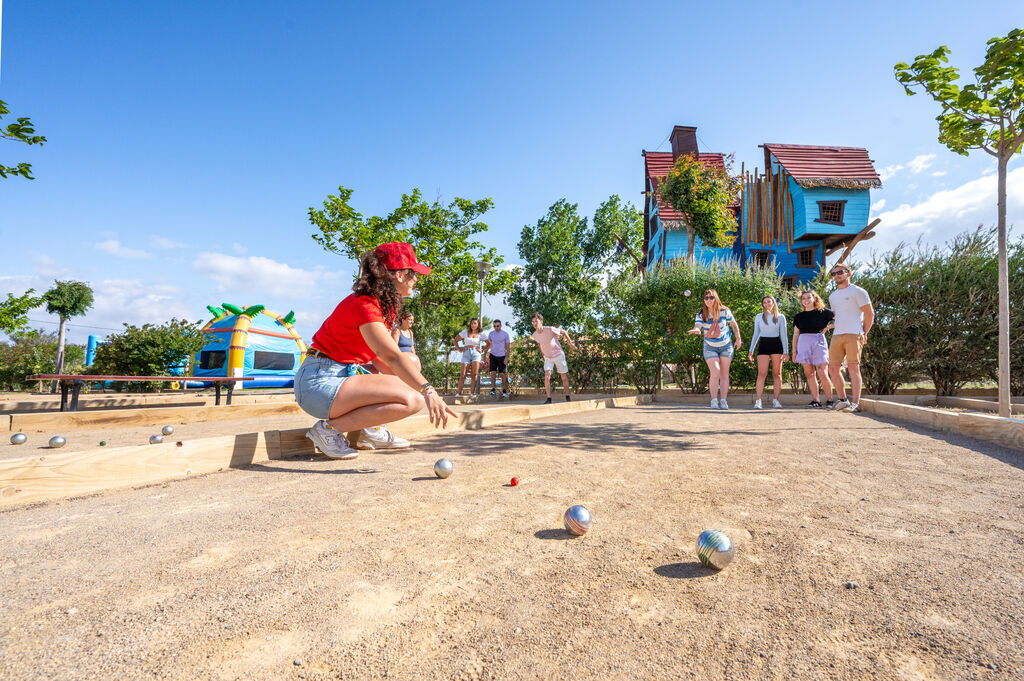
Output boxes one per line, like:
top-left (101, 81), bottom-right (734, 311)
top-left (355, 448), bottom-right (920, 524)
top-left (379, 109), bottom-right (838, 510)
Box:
top-left (486, 319), bottom-right (511, 398)
top-left (828, 263), bottom-right (875, 413)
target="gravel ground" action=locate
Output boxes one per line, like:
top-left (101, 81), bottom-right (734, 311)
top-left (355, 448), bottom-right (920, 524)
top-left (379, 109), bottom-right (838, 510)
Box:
top-left (1, 404), bottom-right (1022, 680)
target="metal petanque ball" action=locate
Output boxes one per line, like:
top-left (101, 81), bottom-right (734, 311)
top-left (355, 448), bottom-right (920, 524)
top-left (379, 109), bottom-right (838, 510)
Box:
top-left (10, 433), bottom-right (28, 445)
top-left (696, 529), bottom-right (735, 570)
top-left (150, 435), bottom-right (164, 445)
top-left (433, 458), bottom-right (453, 479)
top-left (161, 425), bottom-right (175, 436)
top-left (48, 435), bottom-right (67, 449)
top-left (563, 505), bottom-right (592, 536)
top-left (684, 290), bottom-right (692, 297)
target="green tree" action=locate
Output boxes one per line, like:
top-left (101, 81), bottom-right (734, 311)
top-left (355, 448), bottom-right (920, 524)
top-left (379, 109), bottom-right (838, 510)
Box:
top-left (308, 186), bottom-right (518, 386)
top-left (0, 289), bottom-right (43, 335)
top-left (1, 100), bottom-right (47, 180)
top-left (0, 331), bottom-right (84, 391)
top-left (657, 154), bottom-right (741, 262)
top-left (508, 196), bottom-right (640, 336)
top-left (42, 280), bottom-right (95, 388)
top-left (895, 27), bottom-right (1024, 416)
top-left (89, 319), bottom-right (205, 390)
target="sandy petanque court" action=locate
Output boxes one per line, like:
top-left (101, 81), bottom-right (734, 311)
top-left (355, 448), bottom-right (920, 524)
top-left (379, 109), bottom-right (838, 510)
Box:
top-left (1, 403), bottom-right (1022, 680)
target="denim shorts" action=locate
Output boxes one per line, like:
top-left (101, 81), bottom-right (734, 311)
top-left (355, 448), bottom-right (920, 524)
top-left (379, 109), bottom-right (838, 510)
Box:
top-left (703, 342), bottom-right (735, 360)
top-left (293, 356), bottom-right (357, 420)
top-left (461, 348), bottom-right (482, 364)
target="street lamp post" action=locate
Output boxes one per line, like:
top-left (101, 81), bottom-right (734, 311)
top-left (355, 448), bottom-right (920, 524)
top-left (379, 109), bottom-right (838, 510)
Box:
top-left (474, 260), bottom-right (492, 323)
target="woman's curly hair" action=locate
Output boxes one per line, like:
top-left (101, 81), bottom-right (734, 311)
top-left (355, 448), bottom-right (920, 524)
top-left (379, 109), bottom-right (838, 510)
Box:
top-left (352, 251), bottom-right (404, 324)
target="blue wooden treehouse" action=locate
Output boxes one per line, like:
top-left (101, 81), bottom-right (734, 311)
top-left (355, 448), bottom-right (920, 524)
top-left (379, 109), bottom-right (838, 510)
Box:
top-left (643, 125), bottom-right (882, 286)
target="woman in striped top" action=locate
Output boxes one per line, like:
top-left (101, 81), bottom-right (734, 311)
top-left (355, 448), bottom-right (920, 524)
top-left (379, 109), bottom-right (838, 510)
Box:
top-left (688, 289), bottom-right (743, 410)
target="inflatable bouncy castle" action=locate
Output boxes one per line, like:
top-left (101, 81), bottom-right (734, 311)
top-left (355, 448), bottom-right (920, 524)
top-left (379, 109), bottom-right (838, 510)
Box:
top-left (191, 304), bottom-right (306, 388)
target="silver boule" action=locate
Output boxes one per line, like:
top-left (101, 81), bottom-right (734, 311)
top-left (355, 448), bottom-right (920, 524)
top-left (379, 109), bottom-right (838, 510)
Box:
top-left (10, 433), bottom-right (28, 445)
top-left (696, 529), bottom-right (735, 570)
top-left (433, 458), bottom-right (453, 479)
top-left (150, 435), bottom-right (164, 445)
top-left (161, 425), bottom-right (175, 436)
top-left (48, 435), bottom-right (67, 449)
top-left (684, 290), bottom-right (692, 297)
top-left (563, 505), bottom-right (592, 536)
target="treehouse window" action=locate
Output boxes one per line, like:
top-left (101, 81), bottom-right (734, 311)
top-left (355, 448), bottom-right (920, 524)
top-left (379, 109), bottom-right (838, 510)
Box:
top-left (199, 350), bottom-right (226, 370)
top-left (815, 200), bottom-right (847, 226)
top-left (751, 250), bottom-right (772, 268)
top-left (796, 247), bottom-right (816, 268)
top-left (253, 351), bottom-right (295, 371)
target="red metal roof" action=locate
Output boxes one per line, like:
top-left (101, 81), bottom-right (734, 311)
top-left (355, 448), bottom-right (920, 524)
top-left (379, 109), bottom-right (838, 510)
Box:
top-left (762, 143), bottom-right (881, 188)
top-left (644, 152), bottom-right (727, 220)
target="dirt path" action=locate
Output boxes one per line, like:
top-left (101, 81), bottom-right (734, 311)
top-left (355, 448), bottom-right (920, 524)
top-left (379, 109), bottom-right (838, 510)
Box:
top-left (1, 405), bottom-right (1022, 680)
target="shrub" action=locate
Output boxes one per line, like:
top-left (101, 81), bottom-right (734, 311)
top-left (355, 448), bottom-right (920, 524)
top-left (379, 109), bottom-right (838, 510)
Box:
top-left (89, 319), bottom-right (205, 391)
top-left (0, 331), bottom-right (84, 391)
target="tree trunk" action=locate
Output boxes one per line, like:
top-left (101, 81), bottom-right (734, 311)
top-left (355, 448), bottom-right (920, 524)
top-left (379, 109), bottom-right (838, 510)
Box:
top-left (997, 154), bottom-right (1011, 418)
top-left (51, 316), bottom-right (68, 394)
top-left (686, 228), bottom-right (696, 263)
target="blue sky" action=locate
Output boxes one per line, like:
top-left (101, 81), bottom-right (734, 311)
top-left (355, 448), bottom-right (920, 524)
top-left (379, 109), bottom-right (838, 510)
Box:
top-left (2, 1), bottom-right (1022, 344)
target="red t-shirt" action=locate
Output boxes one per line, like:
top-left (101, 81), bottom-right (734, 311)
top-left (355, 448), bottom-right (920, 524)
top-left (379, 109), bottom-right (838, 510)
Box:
top-left (310, 294), bottom-right (389, 364)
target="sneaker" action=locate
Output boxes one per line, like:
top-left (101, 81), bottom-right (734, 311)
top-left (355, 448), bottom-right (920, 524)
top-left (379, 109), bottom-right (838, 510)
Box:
top-left (565, 395), bottom-right (571, 402)
top-left (501, 391), bottom-right (509, 399)
top-left (753, 399), bottom-right (762, 409)
top-left (719, 399), bottom-right (729, 410)
top-left (833, 398), bottom-right (851, 411)
top-left (306, 421), bottom-right (359, 460)
top-left (807, 401), bottom-right (822, 409)
top-left (489, 389), bottom-right (497, 397)
top-left (825, 399), bottom-right (835, 410)
top-left (772, 399), bottom-right (783, 409)
top-left (710, 398), bottom-right (719, 409)
top-left (544, 397), bottom-right (552, 404)
top-left (842, 402), bottom-right (862, 413)
top-left (355, 424), bottom-right (411, 450)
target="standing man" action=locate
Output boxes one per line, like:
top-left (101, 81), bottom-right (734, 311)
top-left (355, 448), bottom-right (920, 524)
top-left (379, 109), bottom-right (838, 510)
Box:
top-left (486, 319), bottom-right (512, 399)
top-left (529, 312), bottom-right (577, 404)
top-left (827, 263), bottom-right (874, 413)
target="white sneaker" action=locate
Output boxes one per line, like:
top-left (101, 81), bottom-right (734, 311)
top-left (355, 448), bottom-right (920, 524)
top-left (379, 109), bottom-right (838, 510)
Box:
top-left (719, 399), bottom-right (729, 410)
top-left (306, 421), bottom-right (359, 460)
top-left (772, 399), bottom-right (783, 409)
top-left (753, 399), bottom-right (762, 409)
top-left (356, 424), bottom-right (411, 450)
top-left (710, 398), bottom-right (719, 409)
top-left (842, 402), bottom-right (862, 413)
top-left (833, 398), bottom-right (851, 411)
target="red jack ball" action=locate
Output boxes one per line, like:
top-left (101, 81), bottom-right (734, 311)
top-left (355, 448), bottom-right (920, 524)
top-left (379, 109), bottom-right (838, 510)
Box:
top-left (510, 477), bottom-right (519, 486)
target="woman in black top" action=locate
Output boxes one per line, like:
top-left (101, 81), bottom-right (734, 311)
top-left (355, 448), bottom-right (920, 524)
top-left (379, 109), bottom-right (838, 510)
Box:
top-left (791, 290), bottom-right (835, 408)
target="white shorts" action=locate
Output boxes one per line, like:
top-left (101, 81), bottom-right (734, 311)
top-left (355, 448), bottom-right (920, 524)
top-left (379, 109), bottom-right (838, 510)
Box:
top-left (543, 354), bottom-right (568, 374)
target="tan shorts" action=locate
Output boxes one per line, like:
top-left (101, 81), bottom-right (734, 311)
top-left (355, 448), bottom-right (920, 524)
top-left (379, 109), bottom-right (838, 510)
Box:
top-left (829, 334), bottom-right (863, 365)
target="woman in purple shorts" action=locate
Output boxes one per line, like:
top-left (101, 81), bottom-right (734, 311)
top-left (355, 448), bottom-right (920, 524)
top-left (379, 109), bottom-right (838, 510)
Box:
top-left (791, 290), bottom-right (835, 409)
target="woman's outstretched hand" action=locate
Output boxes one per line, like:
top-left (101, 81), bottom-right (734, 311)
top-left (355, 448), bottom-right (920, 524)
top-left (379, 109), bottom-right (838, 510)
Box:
top-left (425, 390), bottom-right (458, 428)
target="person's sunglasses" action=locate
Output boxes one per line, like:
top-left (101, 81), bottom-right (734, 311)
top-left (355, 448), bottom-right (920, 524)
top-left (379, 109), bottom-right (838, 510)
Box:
top-left (703, 296), bottom-right (715, 300)
top-left (831, 271), bottom-right (847, 276)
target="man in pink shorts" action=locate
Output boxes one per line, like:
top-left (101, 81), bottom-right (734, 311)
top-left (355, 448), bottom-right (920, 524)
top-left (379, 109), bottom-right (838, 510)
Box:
top-left (529, 312), bottom-right (578, 404)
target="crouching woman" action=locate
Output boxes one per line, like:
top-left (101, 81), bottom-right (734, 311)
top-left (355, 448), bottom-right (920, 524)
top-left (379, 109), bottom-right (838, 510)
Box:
top-left (294, 242), bottom-right (456, 459)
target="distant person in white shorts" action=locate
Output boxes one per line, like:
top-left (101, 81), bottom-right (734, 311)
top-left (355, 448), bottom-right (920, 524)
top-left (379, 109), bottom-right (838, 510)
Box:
top-left (529, 312), bottom-right (577, 404)
top-left (827, 263), bottom-right (874, 414)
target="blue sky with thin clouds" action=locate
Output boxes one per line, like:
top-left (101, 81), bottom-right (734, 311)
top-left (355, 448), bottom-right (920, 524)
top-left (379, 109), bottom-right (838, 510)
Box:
top-left (2, 1), bottom-right (1022, 343)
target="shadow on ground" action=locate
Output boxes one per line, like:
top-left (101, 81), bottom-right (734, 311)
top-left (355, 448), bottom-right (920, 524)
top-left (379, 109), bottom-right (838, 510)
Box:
top-left (654, 561), bottom-right (715, 579)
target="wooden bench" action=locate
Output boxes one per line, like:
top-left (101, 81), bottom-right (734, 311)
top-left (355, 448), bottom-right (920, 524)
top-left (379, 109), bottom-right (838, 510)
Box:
top-left (24, 375), bottom-right (255, 412)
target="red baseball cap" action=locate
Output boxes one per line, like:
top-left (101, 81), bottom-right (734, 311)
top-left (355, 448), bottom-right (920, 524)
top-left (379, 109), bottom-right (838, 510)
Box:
top-left (374, 242), bottom-right (432, 275)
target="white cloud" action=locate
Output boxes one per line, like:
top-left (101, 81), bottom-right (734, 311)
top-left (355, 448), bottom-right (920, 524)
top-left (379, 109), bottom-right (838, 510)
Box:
top-left (193, 252), bottom-right (344, 298)
top-left (150, 235), bottom-right (188, 249)
top-left (931, 170), bottom-right (947, 177)
top-left (95, 239), bottom-right (150, 258)
top-left (879, 164), bottom-right (903, 181)
top-left (868, 166), bottom-right (1024, 255)
top-left (907, 154), bottom-right (936, 174)
top-left (871, 198), bottom-right (886, 212)
top-left (232, 242), bottom-right (248, 255)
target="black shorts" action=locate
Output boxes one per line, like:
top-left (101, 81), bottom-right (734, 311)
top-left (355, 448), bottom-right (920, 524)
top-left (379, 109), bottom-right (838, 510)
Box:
top-left (756, 337), bottom-right (785, 356)
top-left (489, 354), bottom-right (507, 372)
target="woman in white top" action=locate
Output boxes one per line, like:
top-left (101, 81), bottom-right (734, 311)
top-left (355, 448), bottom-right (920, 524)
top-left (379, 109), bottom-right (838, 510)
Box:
top-left (747, 295), bottom-right (789, 409)
top-left (454, 318), bottom-right (489, 396)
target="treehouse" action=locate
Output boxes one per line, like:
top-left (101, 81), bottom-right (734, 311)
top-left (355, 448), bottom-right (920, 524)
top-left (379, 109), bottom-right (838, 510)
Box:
top-left (643, 126), bottom-right (882, 286)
